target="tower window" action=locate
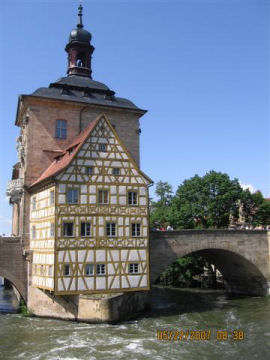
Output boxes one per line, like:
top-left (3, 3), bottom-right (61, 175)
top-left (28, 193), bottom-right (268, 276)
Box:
top-left (81, 222), bottom-right (91, 237)
top-left (128, 191), bottom-right (137, 205)
top-left (63, 222), bottom-right (74, 237)
top-left (76, 59), bottom-right (83, 67)
top-left (67, 189), bottom-right (78, 204)
top-left (98, 190), bottom-right (108, 204)
top-left (98, 143), bottom-right (106, 152)
top-left (55, 120), bottom-right (67, 139)
top-left (129, 263), bottom-right (139, 274)
top-left (96, 264), bottom-right (106, 275)
top-left (106, 222), bottom-right (116, 237)
top-left (131, 223), bottom-right (141, 237)
top-left (112, 168), bottom-right (120, 175)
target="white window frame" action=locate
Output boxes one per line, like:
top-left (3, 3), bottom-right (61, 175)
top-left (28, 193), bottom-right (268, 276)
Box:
top-left (131, 223), bottom-right (141, 237)
top-left (67, 188), bottom-right (79, 204)
top-left (96, 264), bottom-right (106, 275)
top-left (128, 191), bottom-right (137, 205)
top-left (63, 222), bottom-right (74, 237)
top-left (129, 263), bottom-right (139, 274)
top-left (106, 222), bottom-right (116, 237)
top-left (81, 222), bottom-right (91, 237)
top-left (85, 263), bottom-right (94, 276)
top-left (98, 190), bottom-right (109, 204)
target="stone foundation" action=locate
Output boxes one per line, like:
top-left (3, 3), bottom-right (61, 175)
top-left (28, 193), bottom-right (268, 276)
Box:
top-left (27, 286), bottom-right (150, 323)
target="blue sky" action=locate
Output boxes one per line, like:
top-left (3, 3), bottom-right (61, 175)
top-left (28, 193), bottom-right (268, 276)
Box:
top-left (0, 0), bottom-right (269, 234)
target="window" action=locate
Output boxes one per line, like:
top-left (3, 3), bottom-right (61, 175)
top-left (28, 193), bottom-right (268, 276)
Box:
top-left (96, 264), bottom-right (106, 275)
top-left (63, 222), bottom-right (74, 237)
top-left (49, 190), bottom-right (55, 206)
top-left (131, 223), bottom-right (141, 237)
top-left (112, 168), bottom-right (120, 175)
top-left (98, 143), bottom-right (106, 152)
top-left (81, 222), bottom-right (91, 237)
top-left (50, 223), bottom-right (55, 237)
top-left (55, 119), bottom-right (67, 139)
top-left (129, 263), bottom-right (139, 274)
top-left (64, 264), bottom-right (70, 276)
top-left (31, 226), bottom-right (36, 239)
top-left (106, 222), bottom-right (116, 237)
top-left (128, 191), bottom-right (137, 205)
top-left (32, 197), bottom-right (37, 210)
top-left (67, 189), bottom-right (78, 204)
top-left (76, 59), bottom-right (83, 67)
top-left (85, 263), bottom-right (94, 276)
top-left (98, 190), bottom-right (108, 204)
top-left (86, 166), bottom-right (93, 175)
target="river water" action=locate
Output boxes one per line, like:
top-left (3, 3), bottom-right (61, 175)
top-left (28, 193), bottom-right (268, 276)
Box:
top-left (0, 285), bottom-right (269, 360)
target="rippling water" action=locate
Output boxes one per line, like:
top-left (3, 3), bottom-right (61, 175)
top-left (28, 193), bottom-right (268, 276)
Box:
top-left (0, 285), bottom-right (269, 360)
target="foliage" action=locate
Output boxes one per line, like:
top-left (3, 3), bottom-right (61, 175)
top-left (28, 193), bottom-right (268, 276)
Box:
top-left (19, 299), bottom-right (31, 317)
top-left (173, 171), bottom-right (243, 228)
top-left (150, 181), bottom-right (173, 228)
top-left (241, 190), bottom-right (264, 225)
top-left (157, 255), bottom-right (207, 287)
top-left (253, 200), bottom-right (270, 227)
top-left (150, 172), bottom-right (268, 229)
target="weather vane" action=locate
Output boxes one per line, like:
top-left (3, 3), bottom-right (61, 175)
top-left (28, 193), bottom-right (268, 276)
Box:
top-left (77, 2), bottom-right (83, 28)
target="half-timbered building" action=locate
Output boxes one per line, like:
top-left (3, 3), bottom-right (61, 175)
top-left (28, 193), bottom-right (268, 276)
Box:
top-left (29, 114), bottom-right (152, 294)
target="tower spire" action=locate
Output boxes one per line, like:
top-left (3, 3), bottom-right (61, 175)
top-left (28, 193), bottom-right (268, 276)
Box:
top-left (65, 4), bottom-right (95, 78)
top-left (77, 4), bottom-right (83, 28)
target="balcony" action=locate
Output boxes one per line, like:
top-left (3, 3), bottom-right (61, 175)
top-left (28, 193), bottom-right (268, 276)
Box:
top-left (6, 178), bottom-right (24, 203)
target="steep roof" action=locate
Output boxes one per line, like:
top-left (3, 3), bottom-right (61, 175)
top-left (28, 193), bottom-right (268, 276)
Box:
top-left (30, 114), bottom-right (152, 188)
top-left (30, 118), bottom-right (99, 187)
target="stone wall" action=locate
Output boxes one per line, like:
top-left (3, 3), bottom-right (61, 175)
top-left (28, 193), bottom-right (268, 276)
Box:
top-left (0, 237), bottom-right (27, 301)
top-left (27, 287), bottom-right (149, 323)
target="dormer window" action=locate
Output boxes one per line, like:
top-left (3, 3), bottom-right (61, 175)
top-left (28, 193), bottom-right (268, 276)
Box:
top-left (55, 120), bottom-right (67, 139)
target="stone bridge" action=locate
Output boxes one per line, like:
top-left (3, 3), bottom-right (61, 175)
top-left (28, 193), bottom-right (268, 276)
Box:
top-left (0, 237), bottom-right (28, 301)
top-left (0, 230), bottom-right (269, 302)
top-left (150, 230), bottom-right (270, 296)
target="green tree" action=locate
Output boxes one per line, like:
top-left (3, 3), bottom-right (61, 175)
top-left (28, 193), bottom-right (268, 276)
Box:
top-left (173, 171), bottom-right (243, 229)
top-left (241, 190), bottom-right (264, 225)
top-left (253, 200), bottom-right (270, 227)
top-left (157, 255), bottom-right (207, 287)
top-left (150, 181), bottom-right (173, 227)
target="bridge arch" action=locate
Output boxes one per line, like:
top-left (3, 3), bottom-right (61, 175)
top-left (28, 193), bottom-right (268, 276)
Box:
top-left (0, 268), bottom-right (26, 302)
top-left (150, 230), bottom-right (270, 296)
top-left (0, 237), bottom-right (28, 302)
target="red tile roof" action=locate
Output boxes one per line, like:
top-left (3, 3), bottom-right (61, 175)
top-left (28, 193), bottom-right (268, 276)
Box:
top-left (30, 118), bottom-right (99, 187)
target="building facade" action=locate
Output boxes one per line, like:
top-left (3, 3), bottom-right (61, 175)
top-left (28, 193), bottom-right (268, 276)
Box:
top-left (6, 5), bottom-right (152, 318)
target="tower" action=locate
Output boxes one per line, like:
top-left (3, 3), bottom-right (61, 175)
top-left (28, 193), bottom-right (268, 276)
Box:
top-left (6, 5), bottom-right (152, 321)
